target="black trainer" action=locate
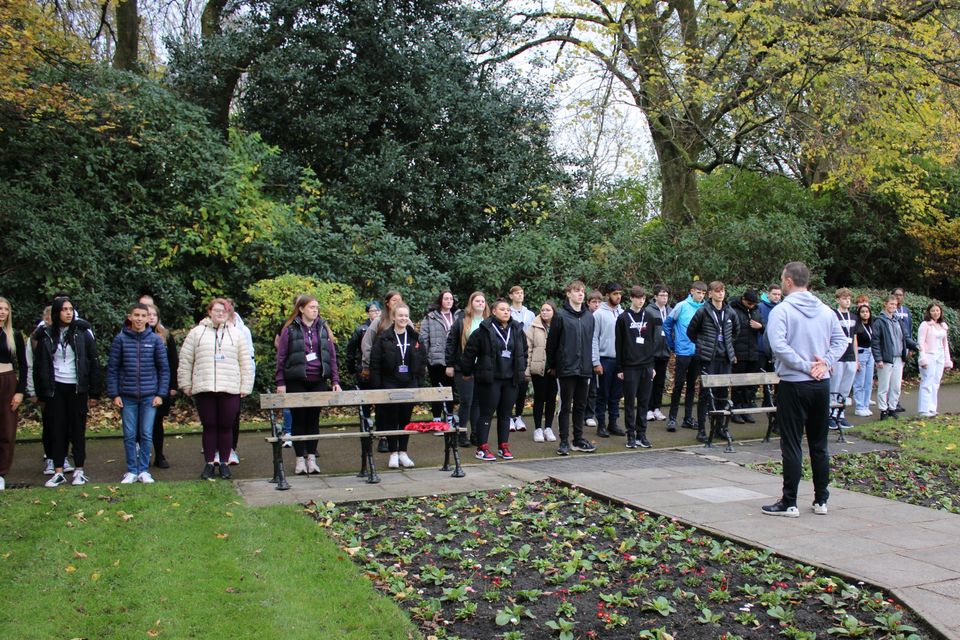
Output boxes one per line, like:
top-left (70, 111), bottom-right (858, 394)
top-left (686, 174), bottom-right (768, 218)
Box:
top-left (154, 455), bottom-right (170, 469)
top-left (219, 463), bottom-right (232, 480)
top-left (625, 437), bottom-right (638, 449)
top-left (556, 441), bottom-right (570, 456)
top-left (681, 418), bottom-right (697, 430)
top-left (696, 430), bottom-right (708, 443)
top-left (200, 463), bottom-right (216, 480)
top-left (762, 500), bottom-right (799, 517)
top-left (638, 436), bottom-right (652, 448)
top-left (377, 437), bottom-right (389, 453)
top-left (895, 404), bottom-right (906, 413)
top-left (571, 438), bottom-right (597, 453)
top-left (597, 426), bottom-right (610, 438)
top-left (609, 424), bottom-right (627, 436)
top-left (667, 419), bottom-right (677, 432)
top-left (742, 413), bottom-right (756, 424)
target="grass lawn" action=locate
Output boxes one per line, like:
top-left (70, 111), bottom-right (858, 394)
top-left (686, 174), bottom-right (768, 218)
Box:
top-left (0, 481), bottom-right (417, 640)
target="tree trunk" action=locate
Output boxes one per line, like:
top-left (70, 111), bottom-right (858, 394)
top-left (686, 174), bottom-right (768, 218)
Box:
top-left (113, 0), bottom-right (139, 72)
top-left (651, 131), bottom-right (700, 227)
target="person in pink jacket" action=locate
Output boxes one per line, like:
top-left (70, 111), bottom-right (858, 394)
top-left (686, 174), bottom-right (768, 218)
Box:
top-left (917, 303), bottom-right (953, 417)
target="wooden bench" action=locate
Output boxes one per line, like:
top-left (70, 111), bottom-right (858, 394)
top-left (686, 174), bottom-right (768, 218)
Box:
top-left (260, 387), bottom-right (463, 489)
top-left (700, 371), bottom-right (847, 453)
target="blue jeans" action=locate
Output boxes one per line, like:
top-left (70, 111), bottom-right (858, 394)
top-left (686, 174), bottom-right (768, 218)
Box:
top-left (283, 409), bottom-right (293, 435)
top-left (122, 396), bottom-right (157, 475)
top-left (852, 348), bottom-right (874, 411)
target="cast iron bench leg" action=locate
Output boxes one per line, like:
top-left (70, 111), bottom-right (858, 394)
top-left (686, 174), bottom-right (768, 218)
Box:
top-left (269, 410), bottom-right (291, 491)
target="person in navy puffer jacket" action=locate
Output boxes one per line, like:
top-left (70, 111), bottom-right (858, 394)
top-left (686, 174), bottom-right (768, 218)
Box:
top-left (107, 304), bottom-right (170, 484)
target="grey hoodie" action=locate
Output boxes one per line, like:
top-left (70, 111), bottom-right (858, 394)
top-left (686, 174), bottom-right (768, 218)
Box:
top-left (767, 290), bottom-right (848, 382)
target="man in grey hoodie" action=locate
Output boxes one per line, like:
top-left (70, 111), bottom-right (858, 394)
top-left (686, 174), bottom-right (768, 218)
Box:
top-left (762, 262), bottom-right (848, 518)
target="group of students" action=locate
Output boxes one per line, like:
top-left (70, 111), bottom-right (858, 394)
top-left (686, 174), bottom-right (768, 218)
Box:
top-left (0, 280), bottom-right (952, 489)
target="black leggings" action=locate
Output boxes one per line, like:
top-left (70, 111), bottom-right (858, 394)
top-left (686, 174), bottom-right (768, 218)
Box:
top-left (669, 355), bottom-right (699, 421)
top-left (477, 379), bottom-right (517, 447)
top-left (531, 373), bottom-right (558, 430)
top-left (622, 366), bottom-right (654, 436)
top-left (428, 364), bottom-right (454, 419)
top-left (698, 358), bottom-right (732, 429)
top-left (650, 357), bottom-right (669, 411)
top-left (558, 376), bottom-right (589, 443)
top-left (49, 383), bottom-right (88, 469)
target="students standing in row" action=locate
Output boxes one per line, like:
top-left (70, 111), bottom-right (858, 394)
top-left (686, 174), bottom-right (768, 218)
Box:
top-left (370, 303), bottom-right (426, 468)
top-left (461, 299), bottom-right (527, 461)
top-left (546, 280), bottom-right (600, 456)
top-left (178, 298), bottom-right (254, 480)
top-left (615, 286), bottom-right (660, 449)
top-left (646, 285), bottom-right (671, 424)
top-left (593, 283), bottom-right (625, 437)
top-left (445, 292), bottom-right (487, 447)
top-left (526, 301), bottom-right (557, 443)
top-left (663, 281), bottom-right (706, 432)
top-left (35, 297), bottom-right (99, 487)
top-left (917, 303), bottom-right (953, 417)
top-left (0, 298), bottom-right (26, 491)
top-left (419, 290), bottom-right (456, 423)
top-left (507, 286), bottom-right (535, 432)
top-left (107, 304), bottom-right (169, 484)
top-left (687, 281), bottom-right (739, 443)
top-left (276, 295), bottom-right (342, 475)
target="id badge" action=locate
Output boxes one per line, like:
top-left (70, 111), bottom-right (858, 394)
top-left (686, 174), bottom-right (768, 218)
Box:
top-left (635, 337), bottom-right (644, 344)
top-left (847, 337), bottom-right (853, 345)
top-left (215, 354), bottom-right (226, 361)
top-left (501, 350), bottom-right (512, 359)
top-left (717, 334), bottom-right (725, 343)
top-left (398, 365), bottom-right (409, 373)
top-left (305, 352), bottom-right (318, 362)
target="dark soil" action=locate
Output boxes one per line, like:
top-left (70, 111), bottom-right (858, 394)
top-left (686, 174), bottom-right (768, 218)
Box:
top-left (310, 481), bottom-right (932, 639)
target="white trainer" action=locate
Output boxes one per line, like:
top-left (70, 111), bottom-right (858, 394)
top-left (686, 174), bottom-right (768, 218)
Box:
top-left (43, 458), bottom-right (55, 475)
top-left (854, 408), bottom-right (872, 417)
top-left (228, 450), bottom-right (240, 465)
top-left (533, 428), bottom-right (545, 443)
top-left (138, 472), bottom-right (155, 484)
top-left (812, 502), bottom-right (828, 515)
top-left (294, 457), bottom-right (307, 475)
top-left (585, 418), bottom-right (598, 428)
top-left (282, 439), bottom-right (293, 448)
top-left (388, 452), bottom-right (400, 469)
top-left (509, 417), bottom-right (518, 432)
top-left (398, 452), bottom-right (415, 468)
top-left (120, 472), bottom-right (137, 484)
top-left (306, 455), bottom-right (321, 474)
top-left (71, 470), bottom-right (88, 486)
top-left (62, 459), bottom-right (75, 473)
top-left (646, 410), bottom-right (655, 422)
top-left (543, 427), bottom-right (557, 442)
top-left (514, 416), bottom-right (527, 432)
top-left (654, 409), bottom-right (667, 421)
top-left (0, 476), bottom-right (5, 491)
top-left (45, 472), bottom-right (67, 488)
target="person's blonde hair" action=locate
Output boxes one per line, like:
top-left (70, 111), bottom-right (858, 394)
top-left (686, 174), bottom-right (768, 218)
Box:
top-left (0, 297), bottom-right (14, 357)
top-left (146, 304), bottom-right (169, 341)
top-left (461, 291), bottom-right (489, 349)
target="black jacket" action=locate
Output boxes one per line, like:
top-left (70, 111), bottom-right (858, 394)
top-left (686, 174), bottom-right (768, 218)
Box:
top-left (461, 317), bottom-right (528, 385)
top-left (370, 326), bottom-right (427, 388)
top-left (687, 303), bottom-right (739, 363)
top-left (616, 306), bottom-right (661, 368)
top-left (872, 312), bottom-right (917, 365)
top-left (546, 302), bottom-right (598, 378)
top-left (32, 320), bottom-right (100, 399)
top-left (344, 320), bottom-right (371, 376)
top-left (444, 310), bottom-right (472, 372)
top-left (282, 317), bottom-right (334, 383)
top-left (730, 300), bottom-right (763, 362)
top-left (646, 301), bottom-right (672, 359)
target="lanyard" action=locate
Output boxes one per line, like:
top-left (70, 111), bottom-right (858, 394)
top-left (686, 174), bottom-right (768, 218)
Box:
top-left (659, 305), bottom-right (667, 322)
top-left (214, 325), bottom-right (225, 355)
top-left (710, 306), bottom-right (725, 332)
top-left (836, 309), bottom-right (852, 337)
top-left (494, 323), bottom-right (511, 348)
top-left (440, 311), bottom-right (453, 332)
top-left (303, 323), bottom-right (314, 355)
top-left (395, 330), bottom-right (408, 363)
top-left (626, 309), bottom-right (645, 334)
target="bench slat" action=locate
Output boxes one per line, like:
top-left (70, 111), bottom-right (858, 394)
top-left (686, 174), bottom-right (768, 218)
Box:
top-left (260, 387), bottom-right (454, 410)
top-left (701, 372), bottom-right (780, 387)
top-left (266, 428), bottom-right (461, 443)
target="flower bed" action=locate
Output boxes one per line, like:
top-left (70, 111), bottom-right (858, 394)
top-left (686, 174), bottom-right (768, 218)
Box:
top-left (311, 482), bottom-right (928, 639)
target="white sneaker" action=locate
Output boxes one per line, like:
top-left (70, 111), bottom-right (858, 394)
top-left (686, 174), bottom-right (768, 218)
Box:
top-left (120, 472), bottom-right (137, 484)
top-left (844, 397), bottom-right (852, 406)
top-left (388, 452), bottom-right (400, 469)
top-left (71, 470), bottom-right (88, 486)
top-left (45, 472), bottom-right (67, 488)
top-left (869, 399), bottom-right (876, 405)
top-left (43, 458), bottom-right (55, 475)
top-left (544, 427), bottom-right (557, 442)
top-left (398, 452), bottom-right (415, 468)
top-left (306, 455), bottom-right (321, 474)
top-left (213, 451), bottom-right (221, 466)
top-left (646, 410), bottom-right (655, 422)
top-left (138, 472), bottom-right (155, 484)
top-left (509, 417), bottom-right (518, 432)
top-left (854, 408), bottom-right (872, 417)
top-left (654, 409), bottom-right (667, 421)
top-left (282, 439), bottom-right (293, 448)
top-left (812, 502), bottom-right (828, 515)
top-left (585, 418), bottom-right (598, 428)
top-left (294, 457), bottom-right (307, 475)
top-left (533, 428), bottom-right (545, 443)
top-left (62, 459), bottom-right (75, 473)
top-left (514, 416), bottom-right (527, 432)
top-left (0, 476), bottom-right (5, 491)
top-left (228, 450), bottom-right (240, 466)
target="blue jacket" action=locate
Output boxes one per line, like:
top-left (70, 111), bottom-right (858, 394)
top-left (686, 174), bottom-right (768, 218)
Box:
top-left (663, 295), bottom-right (703, 356)
top-left (757, 295), bottom-right (778, 355)
top-left (106, 326), bottom-right (170, 399)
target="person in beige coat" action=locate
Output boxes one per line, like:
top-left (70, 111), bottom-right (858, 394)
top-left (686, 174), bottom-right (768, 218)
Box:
top-left (178, 298), bottom-right (254, 480)
top-left (525, 301), bottom-right (557, 443)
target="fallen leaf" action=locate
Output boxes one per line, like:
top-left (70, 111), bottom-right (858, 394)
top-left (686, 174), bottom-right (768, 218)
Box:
top-left (216, 533), bottom-right (229, 539)
top-left (171, 503), bottom-right (180, 508)
top-left (946, 444), bottom-right (957, 451)
top-left (147, 629), bottom-right (159, 637)
top-left (74, 551), bottom-right (88, 559)
top-left (65, 565), bottom-right (76, 573)
top-left (225, 586), bottom-right (240, 593)
top-left (225, 512), bottom-right (233, 517)
top-left (343, 546), bottom-right (361, 557)
top-left (90, 572), bottom-right (100, 582)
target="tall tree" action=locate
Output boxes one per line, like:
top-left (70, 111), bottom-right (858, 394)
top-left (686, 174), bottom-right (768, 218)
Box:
top-left (494, 0), bottom-right (960, 226)
top-left (113, 0), bottom-right (139, 71)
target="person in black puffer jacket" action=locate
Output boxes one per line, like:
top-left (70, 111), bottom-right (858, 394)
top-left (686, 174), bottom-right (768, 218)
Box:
top-left (729, 290), bottom-right (764, 422)
top-left (461, 300), bottom-right (528, 461)
top-left (686, 281), bottom-right (739, 441)
top-left (370, 303), bottom-right (427, 469)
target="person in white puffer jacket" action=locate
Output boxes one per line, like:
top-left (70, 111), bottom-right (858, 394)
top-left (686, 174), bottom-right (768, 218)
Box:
top-left (178, 298), bottom-right (254, 481)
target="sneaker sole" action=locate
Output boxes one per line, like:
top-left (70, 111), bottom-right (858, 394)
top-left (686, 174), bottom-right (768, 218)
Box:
top-left (762, 509), bottom-right (800, 518)
top-left (571, 446), bottom-right (597, 453)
